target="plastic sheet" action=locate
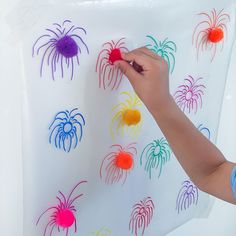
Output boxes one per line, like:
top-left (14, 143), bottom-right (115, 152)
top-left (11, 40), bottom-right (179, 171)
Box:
top-left (10, 0), bottom-right (236, 235)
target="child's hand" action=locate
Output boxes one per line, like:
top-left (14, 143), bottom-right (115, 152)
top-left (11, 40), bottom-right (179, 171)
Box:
top-left (114, 47), bottom-right (171, 115)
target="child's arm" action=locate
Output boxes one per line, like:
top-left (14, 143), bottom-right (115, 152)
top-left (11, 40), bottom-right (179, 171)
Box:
top-left (115, 47), bottom-right (236, 205)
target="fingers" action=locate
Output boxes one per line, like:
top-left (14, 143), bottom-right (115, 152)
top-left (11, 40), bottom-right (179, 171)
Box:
top-left (121, 49), bottom-right (152, 70)
top-left (114, 60), bottom-right (141, 88)
top-left (122, 47), bottom-right (162, 63)
top-left (138, 47), bottom-right (162, 60)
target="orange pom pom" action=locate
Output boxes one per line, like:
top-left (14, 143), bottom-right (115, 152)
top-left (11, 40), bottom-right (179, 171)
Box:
top-left (122, 109), bottom-right (141, 126)
top-left (115, 152), bottom-right (133, 170)
top-left (208, 27), bottom-right (224, 43)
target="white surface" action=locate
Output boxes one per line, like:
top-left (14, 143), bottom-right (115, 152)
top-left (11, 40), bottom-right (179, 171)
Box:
top-left (0, 1), bottom-right (235, 236)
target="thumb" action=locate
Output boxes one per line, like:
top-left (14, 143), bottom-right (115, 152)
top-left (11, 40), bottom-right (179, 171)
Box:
top-left (114, 60), bottom-right (141, 88)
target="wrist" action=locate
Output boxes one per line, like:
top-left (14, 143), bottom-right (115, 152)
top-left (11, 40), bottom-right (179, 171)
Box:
top-left (150, 95), bottom-right (176, 120)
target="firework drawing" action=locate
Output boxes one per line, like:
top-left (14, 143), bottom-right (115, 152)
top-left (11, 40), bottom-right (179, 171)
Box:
top-left (33, 20), bottom-right (89, 80)
top-left (36, 181), bottom-right (87, 236)
top-left (91, 227), bottom-right (112, 236)
top-left (96, 38), bottom-right (129, 90)
top-left (192, 8), bottom-right (230, 61)
top-left (129, 197), bottom-right (155, 236)
top-left (176, 180), bottom-right (199, 214)
top-left (146, 35), bottom-right (177, 73)
top-left (140, 138), bottom-right (171, 179)
top-left (49, 108), bottom-right (85, 153)
top-left (111, 92), bottom-right (142, 139)
top-left (100, 143), bottom-right (137, 185)
top-left (174, 75), bottom-right (206, 114)
top-left (198, 124), bottom-right (211, 139)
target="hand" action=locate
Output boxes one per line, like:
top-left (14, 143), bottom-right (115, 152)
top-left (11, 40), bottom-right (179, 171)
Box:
top-left (114, 47), bottom-right (172, 115)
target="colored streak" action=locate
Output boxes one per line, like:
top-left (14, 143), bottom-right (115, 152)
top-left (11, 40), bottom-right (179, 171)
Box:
top-left (230, 166), bottom-right (236, 199)
top-left (174, 75), bottom-right (205, 114)
top-left (91, 227), bottom-right (112, 236)
top-left (33, 20), bottom-right (89, 80)
top-left (36, 181), bottom-right (87, 236)
top-left (192, 9), bottom-right (230, 62)
top-left (140, 138), bottom-right (171, 179)
top-left (146, 35), bottom-right (177, 73)
top-left (96, 38), bottom-right (129, 90)
top-left (49, 108), bottom-right (85, 153)
top-left (111, 92), bottom-right (142, 139)
top-left (176, 180), bottom-right (198, 214)
top-left (100, 143), bottom-right (137, 185)
top-left (129, 197), bottom-right (155, 236)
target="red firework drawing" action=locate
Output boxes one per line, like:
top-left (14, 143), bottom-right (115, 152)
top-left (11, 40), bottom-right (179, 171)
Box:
top-left (96, 38), bottom-right (129, 90)
top-left (174, 75), bottom-right (205, 114)
top-left (100, 143), bottom-right (137, 185)
top-left (192, 8), bottom-right (230, 61)
top-left (129, 197), bottom-right (155, 236)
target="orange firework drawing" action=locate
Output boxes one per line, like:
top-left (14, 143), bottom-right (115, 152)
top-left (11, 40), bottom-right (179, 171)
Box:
top-left (192, 8), bottom-right (230, 61)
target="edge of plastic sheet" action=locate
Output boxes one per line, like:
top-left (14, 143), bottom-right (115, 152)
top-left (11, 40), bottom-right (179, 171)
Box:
top-left (5, 0), bottom-right (154, 44)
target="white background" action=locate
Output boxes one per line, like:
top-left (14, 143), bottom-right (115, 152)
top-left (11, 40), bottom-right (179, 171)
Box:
top-left (0, 0), bottom-right (235, 236)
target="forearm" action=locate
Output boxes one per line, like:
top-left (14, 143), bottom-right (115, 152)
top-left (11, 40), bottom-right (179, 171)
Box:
top-left (152, 97), bottom-right (226, 184)
top-left (151, 97), bottom-right (236, 204)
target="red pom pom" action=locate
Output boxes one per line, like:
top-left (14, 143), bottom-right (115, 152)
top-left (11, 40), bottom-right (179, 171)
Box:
top-left (56, 209), bottom-right (75, 228)
top-left (109, 48), bottom-right (123, 65)
top-left (208, 27), bottom-right (224, 43)
top-left (115, 152), bottom-right (134, 170)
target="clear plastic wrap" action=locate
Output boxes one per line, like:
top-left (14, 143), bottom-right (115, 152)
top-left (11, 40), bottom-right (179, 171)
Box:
top-left (10, 0), bottom-right (236, 235)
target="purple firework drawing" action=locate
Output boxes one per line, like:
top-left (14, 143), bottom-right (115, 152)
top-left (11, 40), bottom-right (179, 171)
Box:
top-left (32, 20), bottom-right (89, 80)
top-left (176, 180), bottom-right (199, 214)
top-left (174, 75), bottom-right (205, 114)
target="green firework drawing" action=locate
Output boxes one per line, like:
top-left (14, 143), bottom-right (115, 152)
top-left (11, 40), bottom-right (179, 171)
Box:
top-left (140, 138), bottom-right (171, 179)
top-left (146, 35), bottom-right (177, 73)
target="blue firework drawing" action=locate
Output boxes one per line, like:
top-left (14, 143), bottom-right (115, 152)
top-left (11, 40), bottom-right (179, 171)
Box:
top-left (49, 108), bottom-right (85, 153)
top-left (198, 124), bottom-right (211, 140)
top-left (32, 19), bottom-right (89, 80)
top-left (140, 138), bottom-right (171, 179)
top-left (176, 180), bottom-right (199, 214)
top-left (146, 35), bottom-right (177, 73)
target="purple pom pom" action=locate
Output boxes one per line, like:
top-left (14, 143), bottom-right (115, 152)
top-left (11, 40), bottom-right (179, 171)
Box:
top-left (56, 36), bottom-right (78, 58)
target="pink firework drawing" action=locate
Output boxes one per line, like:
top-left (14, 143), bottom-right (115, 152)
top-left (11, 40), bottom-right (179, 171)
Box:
top-left (36, 181), bottom-right (87, 236)
top-left (174, 75), bottom-right (205, 114)
top-left (129, 197), bottom-right (155, 236)
top-left (96, 38), bottom-right (129, 90)
top-left (100, 143), bottom-right (137, 185)
top-left (192, 8), bottom-right (230, 61)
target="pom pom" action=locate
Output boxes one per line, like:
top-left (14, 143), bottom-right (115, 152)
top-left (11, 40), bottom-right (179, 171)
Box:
top-left (109, 48), bottom-right (123, 65)
top-left (122, 109), bottom-right (141, 126)
top-left (56, 209), bottom-right (75, 228)
top-left (208, 27), bottom-right (224, 43)
top-left (115, 152), bottom-right (134, 170)
top-left (56, 36), bottom-right (78, 58)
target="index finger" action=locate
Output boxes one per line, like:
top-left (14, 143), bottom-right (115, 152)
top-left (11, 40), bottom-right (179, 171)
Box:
top-left (139, 47), bottom-right (163, 60)
top-left (121, 49), bottom-right (155, 71)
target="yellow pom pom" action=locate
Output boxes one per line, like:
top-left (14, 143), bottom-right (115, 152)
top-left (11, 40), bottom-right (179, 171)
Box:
top-left (122, 109), bottom-right (141, 126)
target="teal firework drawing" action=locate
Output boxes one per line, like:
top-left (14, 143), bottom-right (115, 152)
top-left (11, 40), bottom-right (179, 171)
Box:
top-left (146, 35), bottom-right (177, 73)
top-left (140, 138), bottom-right (171, 179)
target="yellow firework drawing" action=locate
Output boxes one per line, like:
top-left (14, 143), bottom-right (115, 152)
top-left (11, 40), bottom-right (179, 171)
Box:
top-left (111, 92), bottom-right (143, 139)
top-left (91, 227), bottom-right (112, 236)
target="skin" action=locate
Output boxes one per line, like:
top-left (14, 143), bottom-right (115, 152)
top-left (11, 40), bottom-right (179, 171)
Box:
top-left (114, 47), bottom-right (236, 205)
